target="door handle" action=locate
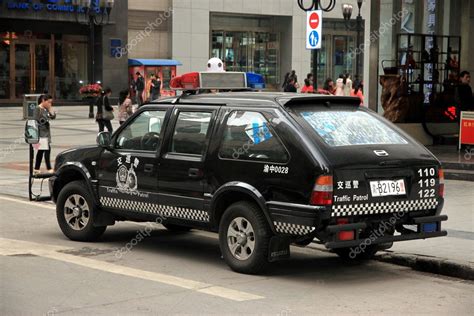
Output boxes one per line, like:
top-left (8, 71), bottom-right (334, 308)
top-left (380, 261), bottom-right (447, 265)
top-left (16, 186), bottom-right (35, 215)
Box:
top-left (188, 168), bottom-right (202, 179)
top-left (144, 163), bottom-right (154, 173)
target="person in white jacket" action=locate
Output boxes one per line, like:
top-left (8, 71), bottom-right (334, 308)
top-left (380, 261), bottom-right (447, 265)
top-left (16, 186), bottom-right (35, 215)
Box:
top-left (344, 73), bottom-right (352, 96)
top-left (335, 74), bottom-right (345, 96)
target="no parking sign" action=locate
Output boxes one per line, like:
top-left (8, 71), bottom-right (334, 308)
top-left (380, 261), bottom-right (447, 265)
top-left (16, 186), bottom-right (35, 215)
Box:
top-left (306, 10), bottom-right (322, 49)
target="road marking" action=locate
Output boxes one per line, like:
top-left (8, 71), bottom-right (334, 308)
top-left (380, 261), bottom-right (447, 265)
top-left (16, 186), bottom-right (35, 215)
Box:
top-left (0, 238), bottom-right (263, 302)
top-left (0, 195), bottom-right (55, 210)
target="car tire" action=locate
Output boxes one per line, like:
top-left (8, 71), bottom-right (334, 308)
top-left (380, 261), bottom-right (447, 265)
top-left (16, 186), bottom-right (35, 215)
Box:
top-left (219, 201), bottom-right (272, 274)
top-left (333, 245), bottom-right (378, 260)
top-left (56, 180), bottom-right (106, 242)
top-left (162, 223), bottom-right (192, 232)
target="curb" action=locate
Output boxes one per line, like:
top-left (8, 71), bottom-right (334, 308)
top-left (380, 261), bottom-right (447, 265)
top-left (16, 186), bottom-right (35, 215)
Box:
top-left (375, 251), bottom-right (474, 281)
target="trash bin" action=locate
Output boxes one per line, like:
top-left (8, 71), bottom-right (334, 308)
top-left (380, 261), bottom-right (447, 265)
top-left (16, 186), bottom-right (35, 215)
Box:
top-left (23, 94), bottom-right (42, 120)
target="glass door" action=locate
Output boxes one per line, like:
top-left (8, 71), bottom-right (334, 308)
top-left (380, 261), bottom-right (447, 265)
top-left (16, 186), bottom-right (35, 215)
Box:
top-left (34, 43), bottom-right (50, 95)
top-left (13, 41), bottom-right (51, 99)
top-left (14, 43), bottom-right (32, 98)
top-left (0, 41), bottom-right (10, 99)
top-left (332, 35), bottom-right (355, 80)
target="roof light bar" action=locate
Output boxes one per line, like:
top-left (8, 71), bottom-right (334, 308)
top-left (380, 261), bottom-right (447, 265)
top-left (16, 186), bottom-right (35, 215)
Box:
top-left (170, 72), bottom-right (265, 91)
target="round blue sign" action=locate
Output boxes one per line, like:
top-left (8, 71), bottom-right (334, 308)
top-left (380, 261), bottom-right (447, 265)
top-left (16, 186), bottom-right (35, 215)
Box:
top-left (308, 30), bottom-right (319, 48)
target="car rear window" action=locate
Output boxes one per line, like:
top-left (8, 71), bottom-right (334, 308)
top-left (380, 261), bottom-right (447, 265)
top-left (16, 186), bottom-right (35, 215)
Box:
top-left (298, 110), bottom-right (408, 147)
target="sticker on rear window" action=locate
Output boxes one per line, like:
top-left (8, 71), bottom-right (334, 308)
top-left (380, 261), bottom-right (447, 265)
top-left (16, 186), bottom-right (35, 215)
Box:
top-left (300, 111), bottom-right (408, 147)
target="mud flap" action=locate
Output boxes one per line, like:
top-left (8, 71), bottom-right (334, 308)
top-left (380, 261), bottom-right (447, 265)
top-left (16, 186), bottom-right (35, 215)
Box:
top-left (268, 235), bottom-right (291, 262)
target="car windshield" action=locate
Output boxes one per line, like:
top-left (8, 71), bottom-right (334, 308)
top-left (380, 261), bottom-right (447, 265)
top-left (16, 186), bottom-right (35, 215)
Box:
top-left (297, 110), bottom-right (408, 147)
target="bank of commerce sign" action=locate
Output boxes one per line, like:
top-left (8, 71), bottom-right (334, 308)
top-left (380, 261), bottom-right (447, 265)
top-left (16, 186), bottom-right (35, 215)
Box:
top-left (6, 0), bottom-right (103, 13)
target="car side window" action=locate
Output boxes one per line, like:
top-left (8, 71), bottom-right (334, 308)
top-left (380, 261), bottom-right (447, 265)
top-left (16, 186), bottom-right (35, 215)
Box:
top-left (170, 111), bottom-right (212, 156)
top-left (219, 111), bottom-right (289, 163)
top-left (115, 110), bottom-right (166, 151)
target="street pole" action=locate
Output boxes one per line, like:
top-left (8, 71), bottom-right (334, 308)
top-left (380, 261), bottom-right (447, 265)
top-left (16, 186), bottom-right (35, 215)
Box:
top-left (355, 14), bottom-right (361, 81)
top-left (88, 18), bottom-right (95, 118)
top-left (297, 0), bottom-right (337, 92)
top-left (312, 50), bottom-right (318, 91)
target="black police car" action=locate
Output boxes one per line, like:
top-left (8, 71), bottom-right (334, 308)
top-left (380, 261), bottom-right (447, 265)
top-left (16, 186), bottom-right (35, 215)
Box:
top-left (50, 74), bottom-right (447, 274)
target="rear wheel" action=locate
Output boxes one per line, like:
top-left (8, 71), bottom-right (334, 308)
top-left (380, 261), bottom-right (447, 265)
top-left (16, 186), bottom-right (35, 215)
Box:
top-left (56, 181), bottom-right (106, 241)
top-left (219, 201), bottom-right (272, 274)
top-left (162, 223), bottom-right (192, 232)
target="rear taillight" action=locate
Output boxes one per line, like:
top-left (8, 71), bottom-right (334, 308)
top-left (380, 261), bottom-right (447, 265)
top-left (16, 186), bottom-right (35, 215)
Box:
top-left (310, 175), bottom-right (333, 205)
top-left (439, 168), bottom-right (445, 198)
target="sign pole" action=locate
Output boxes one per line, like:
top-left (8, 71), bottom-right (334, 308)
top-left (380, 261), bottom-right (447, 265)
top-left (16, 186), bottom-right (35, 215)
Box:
top-left (306, 10), bottom-right (322, 92)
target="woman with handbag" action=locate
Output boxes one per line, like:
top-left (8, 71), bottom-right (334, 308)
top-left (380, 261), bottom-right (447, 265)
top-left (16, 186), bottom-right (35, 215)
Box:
top-left (33, 94), bottom-right (56, 175)
top-left (96, 87), bottom-right (114, 133)
top-left (118, 89), bottom-right (133, 125)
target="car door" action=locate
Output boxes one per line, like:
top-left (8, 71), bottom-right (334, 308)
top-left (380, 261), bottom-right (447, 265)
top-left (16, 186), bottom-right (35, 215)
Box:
top-left (97, 107), bottom-right (170, 217)
top-left (157, 105), bottom-right (219, 226)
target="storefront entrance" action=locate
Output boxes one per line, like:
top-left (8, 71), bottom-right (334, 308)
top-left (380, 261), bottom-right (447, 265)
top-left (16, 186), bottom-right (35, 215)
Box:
top-left (0, 32), bottom-right (88, 102)
top-left (12, 41), bottom-right (51, 98)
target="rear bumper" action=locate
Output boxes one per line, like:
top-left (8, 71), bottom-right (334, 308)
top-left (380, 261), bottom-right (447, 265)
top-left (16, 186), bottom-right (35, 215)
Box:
top-left (325, 214), bottom-right (448, 249)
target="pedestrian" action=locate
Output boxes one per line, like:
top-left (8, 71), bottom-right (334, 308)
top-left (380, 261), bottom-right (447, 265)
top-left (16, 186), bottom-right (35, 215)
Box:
top-left (344, 73), bottom-right (353, 96)
top-left (316, 78), bottom-right (335, 95)
top-left (455, 71), bottom-right (474, 117)
top-left (129, 74), bottom-right (136, 101)
top-left (135, 72), bottom-right (145, 106)
top-left (351, 80), bottom-right (365, 106)
top-left (306, 73), bottom-right (313, 86)
top-left (118, 89), bottom-right (133, 125)
top-left (284, 78), bottom-right (298, 92)
top-left (335, 74), bottom-right (345, 96)
top-left (149, 74), bottom-right (161, 101)
top-left (96, 87), bottom-right (114, 133)
top-left (301, 78), bottom-right (314, 93)
top-left (282, 72), bottom-right (290, 91)
top-left (289, 70), bottom-right (298, 84)
top-left (33, 94), bottom-right (56, 175)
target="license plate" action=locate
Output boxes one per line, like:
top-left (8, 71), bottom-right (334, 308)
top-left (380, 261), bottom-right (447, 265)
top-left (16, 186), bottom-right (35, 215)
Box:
top-left (370, 179), bottom-right (406, 197)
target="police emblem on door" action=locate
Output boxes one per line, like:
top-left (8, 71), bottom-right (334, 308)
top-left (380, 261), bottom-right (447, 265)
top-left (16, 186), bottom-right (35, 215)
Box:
top-left (116, 155), bottom-right (139, 192)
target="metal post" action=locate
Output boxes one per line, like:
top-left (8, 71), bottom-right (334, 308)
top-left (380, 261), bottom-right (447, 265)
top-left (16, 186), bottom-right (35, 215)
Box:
top-left (355, 15), bottom-right (362, 81)
top-left (28, 144), bottom-right (33, 201)
top-left (88, 17), bottom-right (95, 118)
top-left (312, 50), bottom-right (318, 91)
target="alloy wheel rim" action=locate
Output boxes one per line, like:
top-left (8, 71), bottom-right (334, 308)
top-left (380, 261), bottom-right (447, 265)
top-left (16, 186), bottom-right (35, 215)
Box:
top-left (227, 216), bottom-right (256, 261)
top-left (64, 194), bottom-right (90, 231)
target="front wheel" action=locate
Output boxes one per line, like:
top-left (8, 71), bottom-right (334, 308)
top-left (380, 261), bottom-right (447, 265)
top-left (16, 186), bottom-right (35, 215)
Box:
top-left (219, 201), bottom-right (272, 274)
top-left (56, 181), bottom-right (106, 241)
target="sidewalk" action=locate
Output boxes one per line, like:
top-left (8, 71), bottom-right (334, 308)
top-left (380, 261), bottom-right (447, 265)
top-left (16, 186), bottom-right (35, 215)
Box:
top-left (1, 106), bottom-right (473, 279)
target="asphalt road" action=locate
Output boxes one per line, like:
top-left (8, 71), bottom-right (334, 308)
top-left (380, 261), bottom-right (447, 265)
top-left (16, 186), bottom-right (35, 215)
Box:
top-left (1, 195), bottom-right (473, 315)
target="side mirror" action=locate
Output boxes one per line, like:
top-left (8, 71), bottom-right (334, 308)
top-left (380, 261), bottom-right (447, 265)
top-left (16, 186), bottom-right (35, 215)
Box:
top-left (97, 131), bottom-right (111, 148)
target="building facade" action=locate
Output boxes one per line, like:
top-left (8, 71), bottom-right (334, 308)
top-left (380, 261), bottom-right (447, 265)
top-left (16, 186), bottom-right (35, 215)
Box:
top-left (0, 0), bottom-right (128, 104)
top-left (127, 0), bottom-right (371, 93)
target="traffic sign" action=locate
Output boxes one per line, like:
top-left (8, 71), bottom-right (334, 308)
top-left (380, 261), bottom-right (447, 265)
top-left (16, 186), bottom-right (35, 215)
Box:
top-left (306, 10), bottom-right (322, 49)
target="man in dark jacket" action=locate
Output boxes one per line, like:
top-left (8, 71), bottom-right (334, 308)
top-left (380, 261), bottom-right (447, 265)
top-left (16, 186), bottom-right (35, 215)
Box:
top-left (135, 72), bottom-right (145, 106)
top-left (150, 74), bottom-right (161, 101)
top-left (455, 71), bottom-right (473, 120)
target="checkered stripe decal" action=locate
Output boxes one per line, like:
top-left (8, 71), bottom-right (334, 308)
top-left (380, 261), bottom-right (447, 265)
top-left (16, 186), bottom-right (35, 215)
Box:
top-left (100, 197), bottom-right (210, 222)
top-left (331, 198), bottom-right (439, 217)
top-left (273, 221), bottom-right (315, 236)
